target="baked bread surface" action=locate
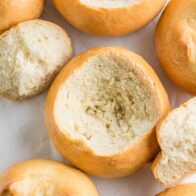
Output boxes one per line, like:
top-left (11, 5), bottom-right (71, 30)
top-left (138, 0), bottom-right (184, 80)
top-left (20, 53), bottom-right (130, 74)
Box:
top-left (0, 159), bottom-right (99, 196)
top-left (46, 46), bottom-right (170, 178)
top-left (156, 0), bottom-right (196, 94)
top-left (0, 0), bottom-right (45, 33)
top-left (53, 0), bottom-right (167, 36)
top-left (157, 184), bottom-right (196, 196)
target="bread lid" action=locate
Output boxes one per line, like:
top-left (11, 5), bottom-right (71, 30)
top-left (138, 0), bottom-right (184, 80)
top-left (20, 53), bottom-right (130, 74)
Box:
top-left (152, 97), bottom-right (196, 186)
top-left (0, 19), bottom-right (72, 100)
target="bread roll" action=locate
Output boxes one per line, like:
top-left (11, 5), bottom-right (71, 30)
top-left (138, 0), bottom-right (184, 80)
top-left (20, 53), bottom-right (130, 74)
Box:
top-left (53, 0), bottom-right (167, 36)
top-left (0, 159), bottom-right (99, 195)
top-left (157, 184), bottom-right (196, 196)
top-left (45, 46), bottom-right (170, 178)
top-left (0, 0), bottom-right (45, 33)
top-left (152, 97), bottom-right (196, 186)
top-left (0, 19), bottom-right (72, 100)
top-left (156, 0), bottom-right (196, 94)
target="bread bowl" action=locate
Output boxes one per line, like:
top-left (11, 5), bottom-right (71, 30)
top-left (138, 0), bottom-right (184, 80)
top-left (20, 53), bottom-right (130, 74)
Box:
top-left (0, 0), bottom-right (45, 33)
top-left (156, 0), bottom-right (196, 94)
top-left (152, 97), bottom-right (196, 186)
top-left (0, 19), bottom-right (72, 100)
top-left (53, 0), bottom-right (167, 36)
top-left (0, 159), bottom-right (99, 195)
top-left (157, 184), bottom-right (196, 196)
top-left (45, 46), bottom-right (170, 178)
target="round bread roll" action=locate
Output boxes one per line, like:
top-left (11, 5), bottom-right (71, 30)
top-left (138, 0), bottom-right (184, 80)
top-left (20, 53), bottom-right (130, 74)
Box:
top-left (53, 0), bottom-right (167, 36)
top-left (0, 0), bottom-right (45, 33)
top-left (157, 184), bottom-right (196, 196)
top-left (156, 0), bottom-right (196, 94)
top-left (46, 46), bottom-right (170, 178)
top-left (152, 97), bottom-right (196, 186)
top-left (0, 19), bottom-right (72, 100)
top-left (0, 159), bottom-right (99, 195)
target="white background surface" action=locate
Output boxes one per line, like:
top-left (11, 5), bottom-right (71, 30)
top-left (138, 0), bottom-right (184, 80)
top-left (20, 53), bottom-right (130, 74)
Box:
top-left (0, 0), bottom-right (195, 195)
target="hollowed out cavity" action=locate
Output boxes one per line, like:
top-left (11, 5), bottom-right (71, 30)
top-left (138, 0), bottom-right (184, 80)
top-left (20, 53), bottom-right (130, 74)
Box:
top-left (55, 53), bottom-right (160, 155)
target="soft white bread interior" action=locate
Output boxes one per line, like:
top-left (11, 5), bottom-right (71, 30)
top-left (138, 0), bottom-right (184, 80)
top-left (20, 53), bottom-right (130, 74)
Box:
top-left (0, 159), bottom-right (99, 195)
top-left (46, 47), bottom-right (170, 178)
top-left (79, 0), bottom-right (139, 8)
top-left (0, 19), bottom-right (72, 100)
top-left (0, 0), bottom-right (45, 33)
top-left (157, 183), bottom-right (196, 196)
top-left (152, 97), bottom-right (196, 186)
top-left (56, 52), bottom-right (160, 155)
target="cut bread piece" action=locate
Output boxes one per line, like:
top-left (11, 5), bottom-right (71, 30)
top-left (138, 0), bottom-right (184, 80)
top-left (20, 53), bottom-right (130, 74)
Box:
top-left (0, 19), bottom-right (72, 100)
top-left (0, 160), bottom-right (99, 195)
top-left (53, 0), bottom-right (167, 36)
top-left (0, 0), bottom-right (45, 33)
top-left (157, 184), bottom-right (196, 196)
top-left (46, 47), bottom-right (170, 178)
top-left (152, 97), bottom-right (196, 186)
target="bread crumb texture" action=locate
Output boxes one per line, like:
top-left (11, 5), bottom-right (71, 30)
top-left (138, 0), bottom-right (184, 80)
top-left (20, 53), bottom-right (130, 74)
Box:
top-left (154, 98), bottom-right (196, 186)
top-left (79, 0), bottom-right (140, 8)
top-left (0, 20), bottom-right (72, 99)
top-left (55, 52), bottom-right (160, 156)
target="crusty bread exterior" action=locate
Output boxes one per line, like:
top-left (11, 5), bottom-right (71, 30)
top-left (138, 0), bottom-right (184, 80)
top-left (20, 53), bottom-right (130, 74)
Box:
top-left (156, 0), bottom-right (196, 94)
top-left (0, 19), bottom-right (72, 101)
top-left (152, 97), bottom-right (196, 186)
top-left (0, 159), bottom-right (99, 195)
top-left (45, 46), bottom-right (170, 178)
top-left (53, 0), bottom-right (166, 36)
top-left (0, 0), bottom-right (45, 33)
top-left (157, 184), bottom-right (196, 196)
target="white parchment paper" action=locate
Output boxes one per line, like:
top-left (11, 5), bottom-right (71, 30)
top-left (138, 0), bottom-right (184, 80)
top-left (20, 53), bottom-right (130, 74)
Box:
top-left (0, 1), bottom-right (195, 195)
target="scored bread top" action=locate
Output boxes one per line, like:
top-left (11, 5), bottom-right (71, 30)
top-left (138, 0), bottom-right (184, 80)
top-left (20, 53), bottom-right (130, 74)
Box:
top-left (0, 19), bottom-right (72, 100)
top-left (152, 97), bottom-right (196, 186)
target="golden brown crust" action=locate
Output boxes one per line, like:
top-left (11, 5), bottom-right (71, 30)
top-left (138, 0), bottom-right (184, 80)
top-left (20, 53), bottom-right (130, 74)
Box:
top-left (0, 159), bottom-right (99, 195)
top-left (53, 0), bottom-right (166, 36)
top-left (45, 46), bottom-right (171, 178)
top-left (0, 19), bottom-right (73, 101)
top-left (0, 0), bottom-right (45, 33)
top-left (157, 184), bottom-right (196, 196)
top-left (156, 0), bottom-right (196, 94)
